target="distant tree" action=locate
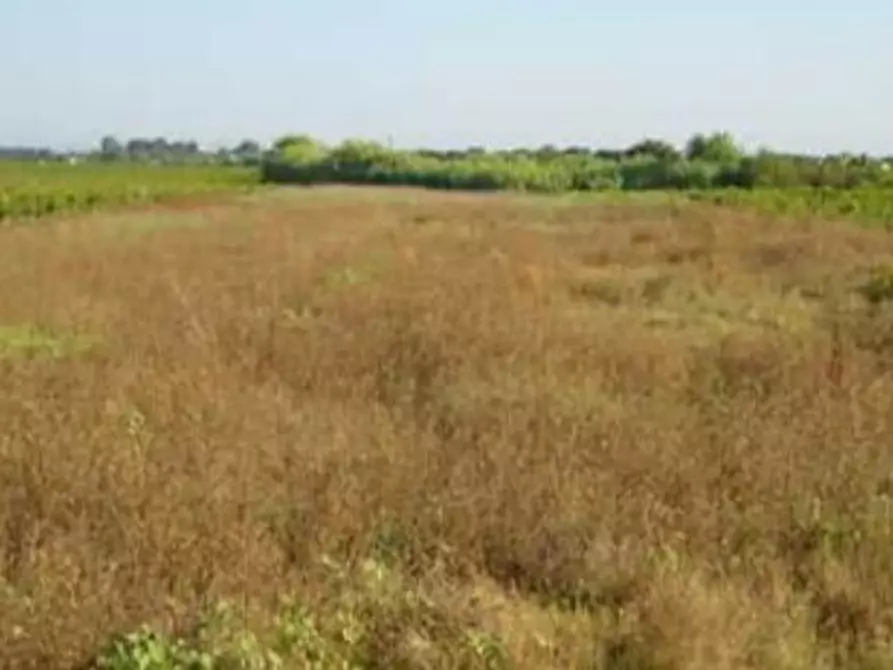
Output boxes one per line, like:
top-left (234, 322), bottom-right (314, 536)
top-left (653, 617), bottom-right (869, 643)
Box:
top-left (163, 140), bottom-right (199, 163)
top-left (273, 134), bottom-right (315, 152)
top-left (685, 132), bottom-right (742, 163)
top-left (230, 139), bottom-right (262, 166)
top-left (149, 137), bottom-right (169, 159)
top-left (234, 139), bottom-right (261, 155)
top-left (330, 139), bottom-right (390, 167)
top-left (126, 138), bottom-right (153, 160)
top-left (624, 138), bottom-right (681, 162)
top-left (594, 149), bottom-right (624, 162)
top-left (0, 146), bottom-right (56, 161)
top-left (535, 144), bottom-right (560, 161)
top-left (216, 147), bottom-right (236, 164)
top-left (99, 135), bottom-right (124, 160)
top-left (744, 150), bottom-right (806, 188)
top-left (272, 134), bottom-right (325, 163)
top-left (505, 148), bottom-right (534, 160)
top-left (562, 146), bottom-right (591, 157)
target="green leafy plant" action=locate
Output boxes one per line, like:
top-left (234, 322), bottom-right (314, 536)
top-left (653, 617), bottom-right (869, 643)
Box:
top-left (94, 626), bottom-right (213, 670)
top-left (94, 602), bottom-right (286, 670)
top-left (463, 630), bottom-right (510, 670)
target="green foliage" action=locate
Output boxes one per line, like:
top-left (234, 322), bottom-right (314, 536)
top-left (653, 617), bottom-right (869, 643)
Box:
top-left (685, 131), bottom-right (742, 163)
top-left (92, 581), bottom-right (511, 670)
top-left (5, 132), bottom-right (893, 225)
top-left (272, 598), bottom-right (360, 669)
top-left (95, 627), bottom-right (215, 670)
top-left (689, 187), bottom-right (893, 227)
top-left (95, 603), bottom-right (285, 670)
top-left (624, 138), bottom-right (682, 161)
top-left (261, 132), bottom-right (893, 197)
top-left (0, 163), bottom-right (257, 222)
top-left (272, 135), bottom-right (327, 164)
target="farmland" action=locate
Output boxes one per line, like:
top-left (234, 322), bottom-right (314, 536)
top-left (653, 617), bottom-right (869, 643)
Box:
top-left (2, 182), bottom-right (893, 669)
top-left (0, 162), bottom-right (257, 222)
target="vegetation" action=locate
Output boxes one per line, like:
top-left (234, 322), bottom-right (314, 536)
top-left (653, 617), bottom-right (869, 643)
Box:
top-left (3, 187), bottom-right (893, 668)
top-left (687, 187), bottom-right (893, 228)
top-left (3, 131), bottom-right (892, 224)
top-left (0, 162), bottom-right (257, 221)
top-left (1, 136), bottom-right (264, 165)
top-left (261, 132), bottom-right (893, 195)
top-left (94, 135), bottom-right (264, 166)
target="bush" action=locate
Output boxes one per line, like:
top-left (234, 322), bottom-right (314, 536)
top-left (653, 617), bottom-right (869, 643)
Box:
top-left (261, 133), bottom-right (893, 197)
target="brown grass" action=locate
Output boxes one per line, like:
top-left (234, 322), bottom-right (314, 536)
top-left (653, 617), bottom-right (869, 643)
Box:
top-left (2, 186), bottom-right (893, 669)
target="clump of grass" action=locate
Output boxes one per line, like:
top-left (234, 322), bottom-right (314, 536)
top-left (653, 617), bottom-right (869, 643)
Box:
top-left (0, 324), bottom-right (95, 360)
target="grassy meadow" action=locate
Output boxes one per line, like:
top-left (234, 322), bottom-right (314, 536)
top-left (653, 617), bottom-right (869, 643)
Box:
top-left (2, 186), bottom-right (893, 669)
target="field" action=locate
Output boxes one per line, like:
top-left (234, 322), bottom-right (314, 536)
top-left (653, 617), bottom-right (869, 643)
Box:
top-left (0, 163), bottom-right (257, 222)
top-left (3, 185), bottom-right (893, 669)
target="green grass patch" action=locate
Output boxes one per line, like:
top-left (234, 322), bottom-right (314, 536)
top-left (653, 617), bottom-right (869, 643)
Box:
top-left (0, 325), bottom-right (96, 360)
top-left (688, 187), bottom-right (893, 228)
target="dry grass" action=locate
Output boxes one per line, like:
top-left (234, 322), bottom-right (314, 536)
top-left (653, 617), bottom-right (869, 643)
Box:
top-left (2, 186), bottom-right (893, 669)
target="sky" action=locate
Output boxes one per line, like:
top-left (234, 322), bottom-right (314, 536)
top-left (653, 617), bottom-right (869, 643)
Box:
top-left (2, 0), bottom-right (892, 154)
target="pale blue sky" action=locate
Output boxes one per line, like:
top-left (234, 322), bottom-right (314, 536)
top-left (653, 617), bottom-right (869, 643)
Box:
top-left (2, 0), bottom-right (891, 154)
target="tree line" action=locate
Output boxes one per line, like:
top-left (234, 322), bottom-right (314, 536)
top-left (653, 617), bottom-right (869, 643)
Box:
top-left (0, 137), bottom-right (264, 166)
top-left (261, 132), bottom-right (893, 192)
top-left (4, 131), bottom-right (892, 193)
top-left (97, 136), bottom-right (264, 165)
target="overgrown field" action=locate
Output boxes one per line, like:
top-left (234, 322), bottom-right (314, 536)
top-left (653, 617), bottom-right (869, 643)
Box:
top-left (0, 162), bottom-right (257, 221)
top-left (3, 187), bottom-right (893, 669)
